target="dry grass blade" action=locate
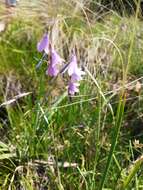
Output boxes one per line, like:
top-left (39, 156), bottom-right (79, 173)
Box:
top-left (0, 92), bottom-right (32, 107)
top-left (31, 159), bottom-right (78, 168)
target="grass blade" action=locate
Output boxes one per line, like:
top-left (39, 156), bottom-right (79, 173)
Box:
top-left (99, 94), bottom-right (126, 189)
top-left (122, 155), bottom-right (143, 189)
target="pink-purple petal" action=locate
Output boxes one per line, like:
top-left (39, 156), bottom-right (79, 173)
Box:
top-left (37, 34), bottom-right (49, 53)
top-left (68, 53), bottom-right (78, 76)
top-left (46, 65), bottom-right (59, 77)
top-left (50, 48), bottom-right (63, 66)
top-left (68, 82), bottom-right (80, 95)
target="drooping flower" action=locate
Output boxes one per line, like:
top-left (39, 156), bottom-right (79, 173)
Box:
top-left (68, 81), bottom-right (80, 95)
top-left (37, 34), bottom-right (49, 54)
top-left (71, 68), bottom-right (85, 81)
top-left (46, 64), bottom-right (59, 77)
top-left (68, 53), bottom-right (85, 80)
top-left (67, 52), bottom-right (85, 95)
top-left (50, 48), bottom-right (63, 66)
top-left (46, 47), bottom-right (63, 77)
top-left (68, 53), bottom-right (78, 76)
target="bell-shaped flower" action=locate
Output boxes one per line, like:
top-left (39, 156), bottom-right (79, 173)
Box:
top-left (68, 53), bottom-right (85, 81)
top-left (68, 81), bottom-right (80, 95)
top-left (50, 48), bottom-right (63, 66)
top-left (68, 53), bottom-right (78, 76)
top-left (46, 47), bottom-right (63, 77)
top-left (67, 52), bottom-right (85, 95)
top-left (46, 64), bottom-right (59, 77)
top-left (37, 34), bottom-right (49, 54)
top-left (71, 68), bottom-right (85, 81)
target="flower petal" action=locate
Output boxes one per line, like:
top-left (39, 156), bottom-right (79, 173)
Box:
top-left (68, 82), bottom-right (80, 95)
top-left (50, 48), bottom-right (63, 66)
top-left (68, 53), bottom-right (78, 76)
top-left (46, 65), bottom-right (59, 77)
top-left (37, 34), bottom-right (49, 53)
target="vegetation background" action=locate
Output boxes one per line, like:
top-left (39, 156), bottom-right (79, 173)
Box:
top-left (0, 0), bottom-right (143, 189)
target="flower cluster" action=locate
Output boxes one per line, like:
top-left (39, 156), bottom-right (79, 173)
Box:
top-left (37, 33), bottom-right (85, 95)
top-left (37, 34), bottom-right (63, 77)
top-left (67, 53), bottom-right (85, 95)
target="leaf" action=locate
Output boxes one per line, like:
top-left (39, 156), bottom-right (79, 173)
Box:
top-left (0, 141), bottom-right (9, 149)
top-left (0, 153), bottom-right (15, 160)
top-left (122, 155), bottom-right (143, 189)
top-left (0, 148), bottom-right (9, 152)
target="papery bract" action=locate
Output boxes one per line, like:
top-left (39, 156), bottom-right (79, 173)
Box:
top-left (36, 52), bottom-right (47, 69)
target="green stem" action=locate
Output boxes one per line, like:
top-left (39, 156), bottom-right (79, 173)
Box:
top-left (99, 94), bottom-right (126, 190)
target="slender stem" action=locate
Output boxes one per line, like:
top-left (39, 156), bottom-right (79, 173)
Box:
top-left (99, 94), bottom-right (126, 189)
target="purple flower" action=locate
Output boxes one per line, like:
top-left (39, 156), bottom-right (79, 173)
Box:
top-left (50, 48), bottom-right (63, 66)
top-left (46, 47), bottom-right (63, 77)
top-left (68, 53), bottom-right (85, 79)
top-left (67, 52), bottom-right (85, 95)
top-left (68, 53), bottom-right (78, 76)
top-left (68, 81), bottom-right (80, 95)
top-left (46, 65), bottom-right (59, 77)
top-left (71, 69), bottom-right (85, 81)
top-left (37, 34), bottom-right (49, 54)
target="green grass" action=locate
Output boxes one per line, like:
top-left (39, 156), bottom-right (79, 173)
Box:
top-left (0, 0), bottom-right (143, 189)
